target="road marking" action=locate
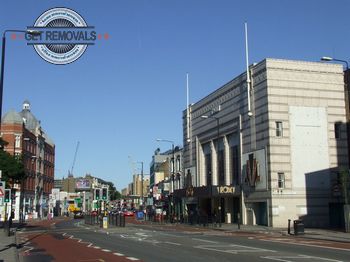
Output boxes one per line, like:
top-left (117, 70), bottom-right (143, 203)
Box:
top-left (192, 238), bottom-right (218, 244)
top-left (194, 244), bottom-right (275, 254)
top-left (126, 257), bottom-right (140, 261)
top-left (261, 255), bottom-right (343, 262)
top-left (93, 246), bottom-right (101, 249)
top-left (113, 253), bottom-right (124, 256)
top-left (102, 249), bottom-right (111, 252)
top-left (164, 241), bottom-right (181, 246)
top-left (260, 239), bottom-right (350, 252)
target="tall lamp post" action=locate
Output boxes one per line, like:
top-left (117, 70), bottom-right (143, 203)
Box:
top-left (321, 56), bottom-right (350, 232)
top-left (0, 29), bottom-right (41, 124)
top-left (137, 161), bottom-right (144, 209)
top-left (0, 29), bottom-right (40, 231)
top-left (321, 56), bottom-right (349, 70)
top-left (156, 138), bottom-right (175, 222)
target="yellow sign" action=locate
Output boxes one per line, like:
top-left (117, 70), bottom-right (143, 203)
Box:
top-left (219, 186), bottom-right (234, 194)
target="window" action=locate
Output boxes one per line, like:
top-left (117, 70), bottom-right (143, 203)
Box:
top-left (205, 154), bottom-right (212, 186)
top-left (218, 150), bottom-right (225, 185)
top-left (15, 135), bottom-right (21, 148)
top-left (231, 146), bottom-right (239, 186)
top-left (276, 121), bottom-right (283, 137)
top-left (278, 173), bottom-right (285, 189)
top-left (176, 157), bottom-right (181, 172)
top-left (334, 122), bottom-right (341, 139)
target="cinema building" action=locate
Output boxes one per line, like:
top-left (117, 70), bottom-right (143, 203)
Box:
top-left (180, 59), bottom-right (348, 228)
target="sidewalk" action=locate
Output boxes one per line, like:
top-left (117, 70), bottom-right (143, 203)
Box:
top-left (0, 222), bottom-right (19, 262)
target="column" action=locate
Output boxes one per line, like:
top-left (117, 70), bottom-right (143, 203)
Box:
top-left (211, 140), bottom-right (218, 186)
top-left (224, 136), bottom-right (231, 186)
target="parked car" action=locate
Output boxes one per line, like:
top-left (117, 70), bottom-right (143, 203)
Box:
top-left (73, 211), bottom-right (84, 219)
top-left (123, 209), bottom-right (134, 216)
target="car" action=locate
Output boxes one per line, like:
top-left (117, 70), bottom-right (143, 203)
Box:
top-left (73, 211), bottom-right (84, 219)
top-left (123, 209), bottom-right (134, 216)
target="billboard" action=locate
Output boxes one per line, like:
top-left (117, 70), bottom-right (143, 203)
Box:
top-left (75, 179), bottom-right (91, 190)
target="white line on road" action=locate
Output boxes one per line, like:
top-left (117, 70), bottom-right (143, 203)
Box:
top-left (126, 257), bottom-right (140, 261)
top-left (261, 255), bottom-right (344, 262)
top-left (164, 241), bottom-right (181, 246)
top-left (260, 239), bottom-right (350, 252)
top-left (93, 246), bottom-right (101, 249)
top-left (113, 253), bottom-right (124, 256)
top-left (102, 249), bottom-right (111, 252)
top-left (192, 238), bottom-right (218, 244)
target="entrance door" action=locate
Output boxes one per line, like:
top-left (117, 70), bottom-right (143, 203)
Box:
top-left (220, 198), bottom-right (225, 223)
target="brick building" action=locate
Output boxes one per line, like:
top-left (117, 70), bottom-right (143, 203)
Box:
top-left (1, 100), bottom-right (55, 219)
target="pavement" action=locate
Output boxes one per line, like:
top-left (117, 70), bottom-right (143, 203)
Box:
top-left (0, 221), bottom-right (20, 262)
top-left (1, 218), bottom-right (350, 262)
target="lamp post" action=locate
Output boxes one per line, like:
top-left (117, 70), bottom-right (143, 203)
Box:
top-left (156, 138), bottom-right (175, 222)
top-left (321, 56), bottom-right (349, 70)
top-left (0, 29), bottom-right (41, 125)
top-left (137, 161), bottom-right (144, 209)
top-left (321, 56), bottom-right (350, 232)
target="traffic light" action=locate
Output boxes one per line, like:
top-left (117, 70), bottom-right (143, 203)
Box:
top-left (4, 189), bottom-right (11, 203)
top-left (95, 189), bottom-right (100, 200)
top-left (102, 188), bottom-right (107, 200)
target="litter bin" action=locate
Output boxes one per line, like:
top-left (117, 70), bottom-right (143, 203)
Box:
top-left (293, 220), bottom-right (304, 235)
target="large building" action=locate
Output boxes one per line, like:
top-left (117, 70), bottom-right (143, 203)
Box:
top-left (1, 100), bottom-right (55, 219)
top-left (181, 59), bottom-right (348, 228)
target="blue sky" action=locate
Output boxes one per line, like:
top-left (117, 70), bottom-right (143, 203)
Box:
top-left (0, 0), bottom-right (349, 191)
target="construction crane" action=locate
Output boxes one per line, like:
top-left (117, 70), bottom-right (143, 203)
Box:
top-left (68, 141), bottom-right (80, 177)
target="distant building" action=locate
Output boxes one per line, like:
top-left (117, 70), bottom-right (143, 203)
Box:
top-left (1, 100), bottom-right (55, 219)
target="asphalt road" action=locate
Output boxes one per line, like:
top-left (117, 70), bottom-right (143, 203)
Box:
top-left (17, 218), bottom-right (350, 262)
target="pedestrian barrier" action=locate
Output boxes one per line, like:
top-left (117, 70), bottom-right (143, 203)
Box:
top-left (84, 213), bottom-right (125, 227)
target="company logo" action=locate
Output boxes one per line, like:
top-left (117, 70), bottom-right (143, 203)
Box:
top-left (24, 7), bottom-right (106, 65)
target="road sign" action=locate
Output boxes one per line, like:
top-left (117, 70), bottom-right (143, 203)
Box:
top-left (0, 180), bottom-right (4, 194)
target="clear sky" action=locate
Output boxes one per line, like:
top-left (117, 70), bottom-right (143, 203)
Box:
top-left (0, 0), bottom-right (349, 191)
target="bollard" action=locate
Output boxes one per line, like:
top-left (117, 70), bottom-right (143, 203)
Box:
top-left (121, 215), bottom-right (125, 227)
top-left (237, 213), bottom-right (241, 230)
top-left (288, 219), bottom-right (291, 235)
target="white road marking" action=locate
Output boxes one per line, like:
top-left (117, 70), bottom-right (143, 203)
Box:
top-left (194, 244), bottom-right (275, 254)
top-left (93, 246), bottom-right (101, 249)
top-left (126, 257), bottom-right (140, 261)
top-left (260, 239), bottom-right (350, 252)
top-left (261, 255), bottom-right (343, 262)
top-left (114, 253), bottom-right (124, 256)
top-left (192, 238), bottom-right (218, 244)
top-left (102, 249), bottom-right (111, 252)
top-left (164, 241), bottom-right (181, 246)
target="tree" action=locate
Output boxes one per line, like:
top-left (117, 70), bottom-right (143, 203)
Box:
top-left (105, 181), bottom-right (122, 200)
top-left (0, 150), bottom-right (26, 185)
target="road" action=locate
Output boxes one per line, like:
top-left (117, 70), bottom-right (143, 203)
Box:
top-left (16, 217), bottom-right (350, 262)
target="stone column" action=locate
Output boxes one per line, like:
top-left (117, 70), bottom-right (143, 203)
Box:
top-left (211, 140), bottom-right (218, 186)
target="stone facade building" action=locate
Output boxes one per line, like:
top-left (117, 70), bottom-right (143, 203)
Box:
top-left (182, 59), bottom-right (348, 228)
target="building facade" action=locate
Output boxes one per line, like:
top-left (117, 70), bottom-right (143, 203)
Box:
top-left (182, 59), bottom-right (348, 228)
top-left (1, 101), bottom-right (55, 219)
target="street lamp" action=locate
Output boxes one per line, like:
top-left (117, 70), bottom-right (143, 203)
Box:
top-left (156, 138), bottom-right (175, 222)
top-left (0, 29), bottom-right (41, 127)
top-left (136, 161), bottom-right (144, 209)
top-left (321, 56), bottom-right (349, 70)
